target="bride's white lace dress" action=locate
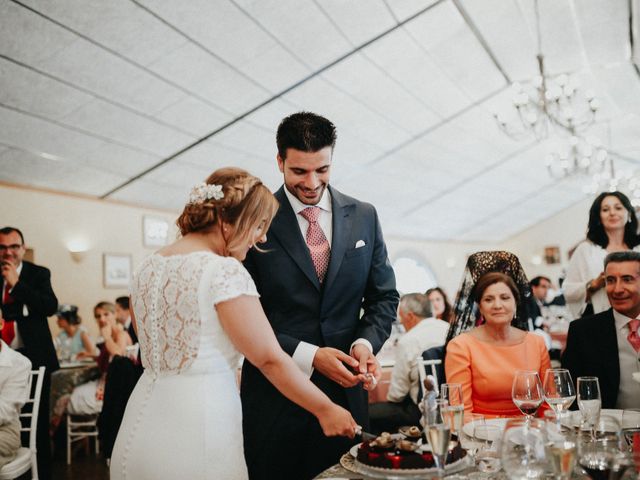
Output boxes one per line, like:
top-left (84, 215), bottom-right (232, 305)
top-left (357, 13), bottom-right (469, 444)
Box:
top-left (110, 252), bottom-right (258, 480)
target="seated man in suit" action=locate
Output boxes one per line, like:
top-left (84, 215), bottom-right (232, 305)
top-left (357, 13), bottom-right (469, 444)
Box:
top-left (0, 316), bottom-right (32, 468)
top-left (562, 251), bottom-right (640, 409)
top-left (369, 293), bottom-right (450, 433)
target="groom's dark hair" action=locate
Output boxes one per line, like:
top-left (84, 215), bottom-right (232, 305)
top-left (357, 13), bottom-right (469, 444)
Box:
top-left (276, 111), bottom-right (337, 160)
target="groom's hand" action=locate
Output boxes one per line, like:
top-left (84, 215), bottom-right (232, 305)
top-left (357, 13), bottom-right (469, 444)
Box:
top-left (312, 347), bottom-right (360, 387)
top-left (351, 344), bottom-right (381, 391)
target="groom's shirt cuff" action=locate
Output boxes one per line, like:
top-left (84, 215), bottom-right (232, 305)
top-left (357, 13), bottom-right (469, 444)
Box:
top-left (350, 338), bottom-right (373, 355)
top-left (292, 341), bottom-right (318, 377)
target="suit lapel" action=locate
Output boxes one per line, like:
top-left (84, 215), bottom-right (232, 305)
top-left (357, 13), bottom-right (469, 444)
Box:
top-left (270, 188), bottom-right (321, 290)
top-left (324, 187), bottom-right (354, 289)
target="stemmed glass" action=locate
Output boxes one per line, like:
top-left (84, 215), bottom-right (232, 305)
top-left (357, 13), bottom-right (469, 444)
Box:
top-left (424, 399), bottom-right (451, 479)
top-left (621, 408), bottom-right (640, 452)
top-left (500, 418), bottom-right (548, 480)
top-left (577, 376), bottom-right (601, 435)
top-left (512, 370), bottom-right (544, 420)
top-left (440, 383), bottom-right (464, 437)
top-left (577, 414), bottom-right (622, 480)
top-left (544, 369), bottom-right (576, 425)
top-left (474, 423), bottom-right (501, 475)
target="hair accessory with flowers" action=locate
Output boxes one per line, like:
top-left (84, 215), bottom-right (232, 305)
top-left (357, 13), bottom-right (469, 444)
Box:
top-left (188, 182), bottom-right (224, 205)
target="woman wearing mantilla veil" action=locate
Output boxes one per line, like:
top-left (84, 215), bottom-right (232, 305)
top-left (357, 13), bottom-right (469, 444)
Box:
top-left (444, 251), bottom-right (550, 418)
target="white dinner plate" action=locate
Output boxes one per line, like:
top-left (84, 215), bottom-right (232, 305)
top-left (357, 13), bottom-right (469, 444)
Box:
top-left (566, 408), bottom-right (623, 427)
top-left (462, 418), bottom-right (508, 440)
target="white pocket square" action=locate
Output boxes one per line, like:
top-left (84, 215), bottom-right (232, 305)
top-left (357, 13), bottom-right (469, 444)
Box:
top-left (355, 240), bottom-right (366, 249)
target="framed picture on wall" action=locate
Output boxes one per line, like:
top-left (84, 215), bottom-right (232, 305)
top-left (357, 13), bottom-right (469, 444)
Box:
top-left (143, 215), bottom-right (170, 248)
top-left (103, 253), bottom-right (132, 288)
top-left (544, 246), bottom-right (561, 265)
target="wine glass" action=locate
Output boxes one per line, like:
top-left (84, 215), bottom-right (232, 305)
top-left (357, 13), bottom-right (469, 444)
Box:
top-left (544, 368), bottom-right (576, 425)
top-left (577, 414), bottom-right (622, 480)
top-left (512, 370), bottom-right (544, 420)
top-left (473, 423), bottom-right (501, 475)
top-left (424, 399), bottom-right (451, 479)
top-left (621, 408), bottom-right (640, 453)
top-left (440, 383), bottom-right (464, 437)
top-left (500, 417), bottom-right (548, 480)
top-left (577, 376), bottom-right (601, 435)
top-left (545, 420), bottom-right (578, 480)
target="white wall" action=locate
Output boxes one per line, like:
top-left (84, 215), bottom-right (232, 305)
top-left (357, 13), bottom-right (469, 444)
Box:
top-left (0, 183), bottom-right (178, 339)
top-left (502, 197), bottom-right (592, 285)
top-left (385, 236), bottom-right (498, 297)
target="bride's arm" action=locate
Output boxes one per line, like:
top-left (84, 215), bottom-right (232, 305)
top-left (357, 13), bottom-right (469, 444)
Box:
top-left (216, 295), bottom-right (357, 438)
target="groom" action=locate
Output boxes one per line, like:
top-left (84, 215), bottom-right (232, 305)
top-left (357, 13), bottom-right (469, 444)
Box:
top-left (241, 111), bottom-right (399, 479)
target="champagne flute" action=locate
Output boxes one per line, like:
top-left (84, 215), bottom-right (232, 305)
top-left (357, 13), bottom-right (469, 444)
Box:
top-left (512, 370), bottom-right (544, 420)
top-left (621, 408), bottom-right (640, 452)
top-left (425, 399), bottom-right (451, 479)
top-left (440, 383), bottom-right (464, 437)
top-left (544, 369), bottom-right (576, 425)
top-left (577, 376), bottom-right (601, 435)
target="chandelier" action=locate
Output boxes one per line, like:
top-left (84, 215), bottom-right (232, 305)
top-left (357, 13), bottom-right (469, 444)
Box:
top-left (493, 0), bottom-right (599, 140)
top-left (545, 134), bottom-right (608, 179)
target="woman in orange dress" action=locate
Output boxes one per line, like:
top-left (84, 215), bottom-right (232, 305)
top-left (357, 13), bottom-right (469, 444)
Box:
top-left (445, 272), bottom-right (550, 418)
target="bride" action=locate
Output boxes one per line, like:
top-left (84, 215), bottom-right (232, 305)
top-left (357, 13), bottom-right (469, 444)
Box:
top-left (110, 168), bottom-right (357, 480)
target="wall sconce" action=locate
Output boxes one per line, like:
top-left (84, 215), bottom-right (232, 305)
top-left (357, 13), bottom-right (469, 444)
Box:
top-left (445, 257), bottom-right (457, 269)
top-left (66, 239), bottom-right (90, 263)
top-left (530, 255), bottom-right (543, 266)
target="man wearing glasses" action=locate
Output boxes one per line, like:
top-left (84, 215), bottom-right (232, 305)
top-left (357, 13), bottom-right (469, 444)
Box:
top-left (0, 226), bottom-right (58, 480)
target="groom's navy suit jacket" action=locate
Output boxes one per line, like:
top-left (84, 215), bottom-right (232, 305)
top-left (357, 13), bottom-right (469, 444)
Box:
top-left (240, 185), bottom-right (398, 450)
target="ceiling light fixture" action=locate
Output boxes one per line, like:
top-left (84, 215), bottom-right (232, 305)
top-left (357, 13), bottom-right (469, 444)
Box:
top-left (493, 0), bottom-right (599, 140)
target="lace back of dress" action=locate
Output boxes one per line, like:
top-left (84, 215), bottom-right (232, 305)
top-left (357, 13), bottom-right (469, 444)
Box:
top-left (132, 255), bottom-right (204, 375)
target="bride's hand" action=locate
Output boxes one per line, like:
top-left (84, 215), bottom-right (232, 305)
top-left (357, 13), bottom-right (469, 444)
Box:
top-left (317, 404), bottom-right (357, 438)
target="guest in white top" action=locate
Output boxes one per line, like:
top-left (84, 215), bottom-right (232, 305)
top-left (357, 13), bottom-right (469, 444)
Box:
top-left (0, 316), bottom-right (32, 468)
top-left (369, 293), bottom-right (450, 433)
top-left (564, 192), bottom-right (640, 320)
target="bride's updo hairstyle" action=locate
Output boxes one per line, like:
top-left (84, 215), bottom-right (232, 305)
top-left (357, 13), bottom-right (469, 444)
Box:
top-left (177, 167), bottom-right (279, 254)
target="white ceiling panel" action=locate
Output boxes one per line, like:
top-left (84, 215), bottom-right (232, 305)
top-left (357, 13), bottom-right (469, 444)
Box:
top-left (0, 58), bottom-right (93, 120)
top-left (19, 0), bottom-right (188, 67)
top-left (314, 0), bottom-right (396, 46)
top-left (384, 0), bottom-right (441, 23)
top-left (0, 2), bottom-right (77, 65)
top-left (108, 178), bottom-right (189, 210)
top-left (231, 0), bottom-right (351, 70)
top-left (324, 53), bottom-right (440, 135)
top-left (154, 95), bottom-right (233, 137)
top-left (60, 99), bottom-right (194, 155)
top-left (0, 146), bottom-right (126, 196)
top-left (574, 0), bottom-right (629, 67)
top-left (144, 160), bottom-right (214, 187)
top-left (0, 106), bottom-right (109, 162)
top-left (147, 43), bottom-right (268, 115)
top-left (457, 0), bottom-right (537, 81)
top-left (81, 142), bottom-right (161, 177)
top-left (363, 28), bottom-right (467, 117)
top-left (37, 38), bottom-right (185, 116)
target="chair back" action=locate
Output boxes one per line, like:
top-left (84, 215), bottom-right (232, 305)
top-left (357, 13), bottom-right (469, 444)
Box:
top-left (416, 357), bottom-right (442, 402)
top-left (416, 345), bottom-right (446, 402)
top-left (21, 366), bottom-right (45, 452)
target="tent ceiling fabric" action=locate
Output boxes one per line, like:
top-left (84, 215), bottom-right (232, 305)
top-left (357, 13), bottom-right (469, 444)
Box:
top-left (1, 0), bottom-right (639, 242)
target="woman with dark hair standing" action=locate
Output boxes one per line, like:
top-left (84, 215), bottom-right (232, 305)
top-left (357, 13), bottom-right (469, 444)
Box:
top-left (564, 191), bottom-right (640, 320)
top-left (425, 287), bottom-right (454, 324)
